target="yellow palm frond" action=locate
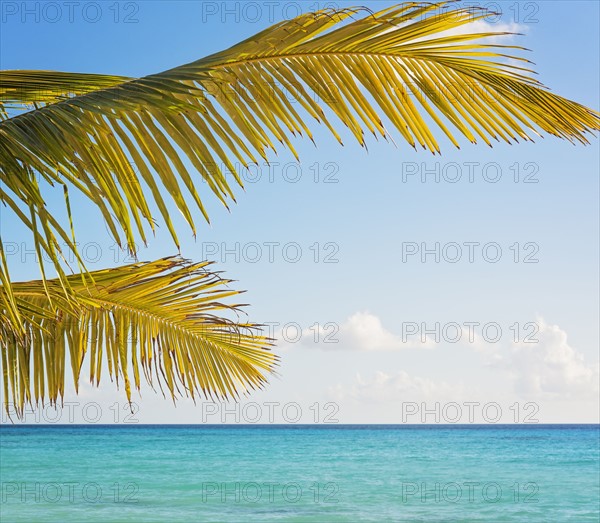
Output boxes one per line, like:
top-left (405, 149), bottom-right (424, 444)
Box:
top-left (0, 70), bottom-right (131, 117)
top-left (1, 257), bottom-right (276, 418)
top-left (1, 3), bottom-right (598, 278)
top-left (1, 2), bottom-right (598, 415)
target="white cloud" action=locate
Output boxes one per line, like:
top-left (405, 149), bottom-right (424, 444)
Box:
top-left (329, 370), bottom-right (467, 403)
top-left (491, 319), bottom-right (599, 399)
top-left (435, 20), bottom-right (527, 43)
top-left (339, 311), bottom-right (435, 350)
top-left (277, 311), bottom-right (435, 351)
top-left (324, 317), bottom-right (598, 403)
top-left (402, 16), bottom-right (527, 44)
top-left (410, 19), bottom-right (530, 73)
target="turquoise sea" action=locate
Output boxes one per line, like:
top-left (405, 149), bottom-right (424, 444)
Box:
top-left (0, 425), bottom-right (598, 522)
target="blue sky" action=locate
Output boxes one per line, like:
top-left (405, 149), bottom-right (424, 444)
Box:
top-left (1, 1), bottom-right (598, 423)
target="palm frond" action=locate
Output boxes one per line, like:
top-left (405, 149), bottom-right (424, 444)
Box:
top-left (1, 1), bottom-right (598, 348)
top-left (2, 2), bottom-right (598, 261)
top-left (1, 257), bottom-right (276, 418)
top-left (0, 70), bottom-right (131, 117)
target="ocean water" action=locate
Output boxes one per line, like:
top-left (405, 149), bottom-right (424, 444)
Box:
top-left (0, 425), bottom-right (598, 522)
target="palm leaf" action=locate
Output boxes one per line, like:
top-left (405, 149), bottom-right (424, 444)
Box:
top-left (1, 257), bottom-right (276, 418)
top-left (1, 3), bottom-right (598, 286)
top-left (1, 2), bottom-right (599, 412)
top-left (0, 70), bottom-right (131, 117)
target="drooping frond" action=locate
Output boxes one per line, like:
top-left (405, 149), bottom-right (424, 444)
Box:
top-left (1, 257), bottom-right (276, 418)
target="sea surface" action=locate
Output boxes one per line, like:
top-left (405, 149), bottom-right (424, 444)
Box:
top-left (0, 425), bottom-right (598, 522)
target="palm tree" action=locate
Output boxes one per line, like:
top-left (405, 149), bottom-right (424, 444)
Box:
top-left (1, 2), bottom-right (598, 418)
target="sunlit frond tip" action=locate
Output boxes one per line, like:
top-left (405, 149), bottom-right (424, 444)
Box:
top-left (194, 0), bottom-right (600, 152)
top-left (1, 257), bottom-right (278, 418)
